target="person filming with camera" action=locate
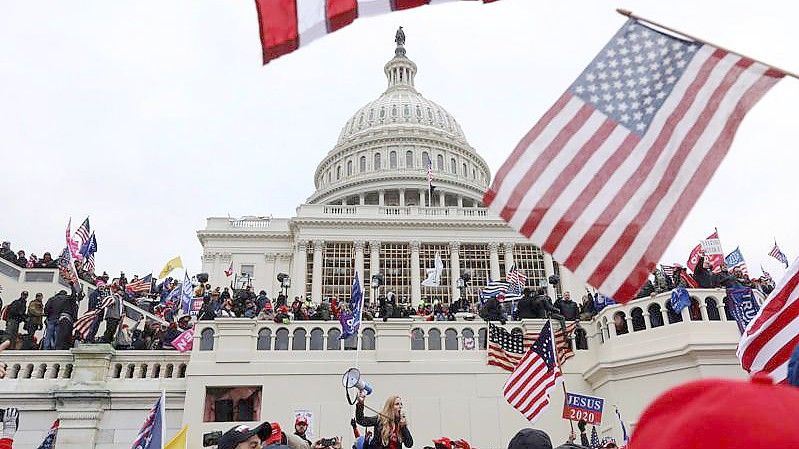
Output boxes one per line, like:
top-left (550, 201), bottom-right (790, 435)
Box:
top-left (355, 391), bottom-right (413, 449)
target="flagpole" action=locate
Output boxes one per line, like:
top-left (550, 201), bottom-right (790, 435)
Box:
top-left (616, 9), bottom-right (799, 80)
top-left (161, 389), bottom-right (167, 449)
top-left (550, 317), bottom-right (575, 434)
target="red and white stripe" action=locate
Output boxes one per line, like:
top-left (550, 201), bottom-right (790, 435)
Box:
top-left (488, 322), bottom-right (576, 371)
top-left (255, 0), bottom-right (499, 64)
top-left (738, 256), bottom-right (799, 383)
top-left (485, 44), bottom-right (783, 303)
top-left (502, 324), bottom-right (562, 423)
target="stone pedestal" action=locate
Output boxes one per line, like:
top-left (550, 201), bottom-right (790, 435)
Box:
top-left (375, 319), bottom-right (412, 362)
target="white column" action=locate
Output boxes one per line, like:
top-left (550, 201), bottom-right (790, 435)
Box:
top-left (359, 193), bottom-right (365, 205)
top-left (489, 242), bottom-right (501, 281)
top-left (503, 243), bottom-right (515, 277)
top-left (542, 250), bottom-right (556, 297)
top-left (370, 241), bottom-right (381, 302)
top-left (457, 195), bottom-right (463, 207)
top-left (438, 191), bottom-right (445, 207)
top-left (379, 190), bottom-right (385, 206)
top-left (264, 254), bottom-right (277, 297)
top-left (311, 240), bottom-right (324, 302)
top-left (399, 189), bottom-right (406, 207)
top-left (291, 241), bottom-right (308, 299)
top-left (410, 241), bottom-right (421, 307)
top-left (450, 241), bottom-right (461, 303)
top-left (354, 241), bottom-right (365, 291)
top-left (420, 188), bottom-right (427, 207)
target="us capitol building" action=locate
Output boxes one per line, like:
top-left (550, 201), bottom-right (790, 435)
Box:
top-left (0, 31), bottom-right (749, 449)
top-left (197, 32), bottom-right (586, 304)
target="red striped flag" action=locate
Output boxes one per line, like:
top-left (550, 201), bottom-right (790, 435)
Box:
top-left (484, 19), bottom-right (783, 304)
top-left (74, 295), bottom-right (115, 339)
top-left (254, 0), bottom-right (499, 64)
top-left (737, 256), bottom-right (799, 383)
top-left (488, 321), bottom-right (576, 372)
top-left (503, 320), bottom-right (562, 423)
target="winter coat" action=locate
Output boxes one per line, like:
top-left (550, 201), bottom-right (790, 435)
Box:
top-left (25, 298), bottom-right (44, 328)
top-left (516, 295), bottom-right (536, 319)
top-left (45, 291), bottom-right (69, 321)
top-left (355, 403), bottom-right (413, 449)
top-left (530, 295), bottom-right (559, 319)
top-left (692, 256), bottom-right (717, 288)
top-left (479, 297), bottom-right (506, 323)
top-left (554, 299), bottom-right (580, 321)
top-left (7, 296), bottom-right (27, 321)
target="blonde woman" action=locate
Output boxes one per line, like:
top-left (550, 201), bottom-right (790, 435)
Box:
top-left (355, 392), bottom-right (413, 449)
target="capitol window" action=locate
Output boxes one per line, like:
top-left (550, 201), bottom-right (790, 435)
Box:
top-left (392, 105), bottom-right (397, 117)
top-left (204, 386), bottom-right (262, 423)
top-left (416, 105), bottom-right (422, 118)
top-left (390, 151), bottom-right (397, 169)
top-left (450, 158), bottom-right (457, 174)
top-left (374, 153), bottom-right (382, 170)
top-left (327, 171), bottom-right (331, 183)
top-left (406, 150), bottom-right (414, 168)
top-left (462, 163), bottom-right (467, 177)
top-left (427, 108), bottom-right (433, 121)
top-left (380, 107), bottom-right (385, 118)
top-left (360, 156), bottom-right (366, 172)
top-left (422, 151), bottom-right (430, 167)
top-left (369, 109), bottom-right (374, 121)
top-left (337, 166), bottom-right (341, 180)
top-left (404, 104), bottom-right (410, 117)
top-left (437, 154), bottom-right (444, 170)
top-left (347, 161), bottom-right (353, 176)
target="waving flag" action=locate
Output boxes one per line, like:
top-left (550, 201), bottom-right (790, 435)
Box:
top-left (36, 419), bottom-right (59, 449)
top-left (421, 251), bottom-right (444, 287)
top-left (340, 272), bottom-right (364, 340)
top-left (158, 256), bottom-right (183, 279)
top-left (488, 322), bottom-right (576, 372)
top-left (65, 218), bottom-right (81, 261)
top-left (224, 260), bottom-right (234, 278)
top-left (503, 321), bottom-right (562, 423)
top-left (57, 246), bottom-right (80, 286)
top-left (480, 280), bottom-right (510, 301)
top-left (484, 18), bottom-right (783, 303)
top-left (80, 233), bottom-right (98, 273)
top-left (127, 274), bottom-right (154, 294)
top-left (254, 0), bottom-right (500, 64)
top-left (181, 272), bottom-right (194, 314)
top-left (725, 246), bottom-right (749, 276)
top-left (615, 407), bottom-right (629, 447)
top-left (75, 217), bottom-right (91, 249)
top-left (769, 241), bottom-right (789, 268)
top-left (74, 294), bottom-right (117, 340)
top-left (738, 256), bottom-right (799, 382)
top-left (131, 392), bottom-right (165, 449)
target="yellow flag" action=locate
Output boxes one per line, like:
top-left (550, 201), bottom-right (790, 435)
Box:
top-left (158, 256), bottom-right (183, 279)
top-left (165, 425), bottom-right (188, 449)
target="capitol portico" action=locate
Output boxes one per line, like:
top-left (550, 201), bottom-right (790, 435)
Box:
top-left (198, 32), bottom-right (586, 304)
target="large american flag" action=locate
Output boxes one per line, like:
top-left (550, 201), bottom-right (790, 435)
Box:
top-left (75, 217), bottom-right (91, 249)
top-left (488, 321), bottom-right (576, 372)
top-left (484, 19), bottom-right (784, 304)
top-left (503, 320), bottom-right (562, 423)
top-left (737, 256), bottom-right (799, 383)
top-left (131, 393), bottom-right (165, 449)
top-left (255, 0), bottom-right (499, 64)
top-left (127, 274), bottom-right (154, 294)
top-left (74, 294), bottom-right (116, 340)
top-left (505, 266), bottom-right (528, 290)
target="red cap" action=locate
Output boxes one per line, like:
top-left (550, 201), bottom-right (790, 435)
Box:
top-left (433, 437), bottom-right (452, 449)
top-left (630, 373), bottom-right (799, 448)
top-left (264, 422), bottom-right (283, 445)
top-left (295, 416), bottom-right (308, 425)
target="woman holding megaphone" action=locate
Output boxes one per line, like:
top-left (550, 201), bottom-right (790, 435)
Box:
top-left (355, 391), bottom-right (413, 449)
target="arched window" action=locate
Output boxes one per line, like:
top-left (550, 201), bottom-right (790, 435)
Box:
top-left (327, 328), bottom-right (342, 350)
top-left (200, 328), bottom-right (215, 351)
top-left (705, 297), bottom-right (721, 321)
top-left (275, 328), bottom-right (289, 350)
top-left (327, 171), bottom-right (331, 184)
top-left (360, 156), bottom-right (367, 172)
top-left (310, 328), bottom-right (324, 350)
top-left (391, 105), bottom-right (397, 118)
top-left (336, 166), bottom-right (341, 180)
top-left (390, 151), bottom-right (397, 169)
top-left (472, 168), bottom-right (476, 179)
top-left (462, 328), bottom-right (475, 350)
top-left (404, 105), bottom-right (410, 118)
top-left (690, 298), bottom-right (702, 321)
top-left (361, 328), bottom-right (376, 350)
top-left (416, 105), bottom-right (422, 118)
top-left (478, 327), bottom-right (487, 350)
top-left (374, 153), bottom-right (381, 170)
top-left (575, 328), bottom-right (588, 350)
top-left (648, 303), bottom-right (664, 328)
top-left (422, 151), bottom-right (430, 168)
top-left (462, 163), bottom-right (468, 176)
top-left (411, 328), bottom-right (425, 350)
top-left (437, 154), bottom-right (444, 170)
top-left (347, 161), bottom-right (353, 176)
top-left (723, 297), bottom-right (735, 321)
top-left (428, 329), bottom-right (442, 350)
top-left (444, 329), bottom-right (458, 350)
top-left (631, 307), bottom-right (646, 331)
top-left (613, 312), bottom-right (629, 335)
top-left (292, 328), bottom-right (307, 350)
top-left (665, 301), bottom-right (682, 324)
top-left (257, 328), bottom-right (271, 350)
top-left (450, 158), bottom-right (457, 174)
top-left (406, 150), bottom-right (414, 168)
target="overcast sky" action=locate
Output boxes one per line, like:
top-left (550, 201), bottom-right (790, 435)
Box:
top-left (1, 0), bottom-right (796, 280)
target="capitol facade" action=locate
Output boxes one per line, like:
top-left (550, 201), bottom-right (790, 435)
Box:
top-left (198, 36), bottom-right (586, 304)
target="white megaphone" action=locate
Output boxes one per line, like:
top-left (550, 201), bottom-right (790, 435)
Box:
top-left (342, 368), bottom-right (373, 396)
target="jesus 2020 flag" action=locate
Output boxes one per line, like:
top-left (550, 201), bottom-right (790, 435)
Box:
top-left (485, 18), bottom-right (783, 303)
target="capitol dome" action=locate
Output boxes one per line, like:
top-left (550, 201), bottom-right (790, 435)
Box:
top-left (308, 28), bottom-right (490, 208)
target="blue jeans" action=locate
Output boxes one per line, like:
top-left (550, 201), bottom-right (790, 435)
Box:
top-left (42, 319), bottom-right (57, 350)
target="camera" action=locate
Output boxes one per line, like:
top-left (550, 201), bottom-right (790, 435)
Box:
top-left (320, 438), bottom-right (338, 447)
top-left (203, 431), bottom-right (222, 447)
top-left (548, 274), bottom-right (560, 286)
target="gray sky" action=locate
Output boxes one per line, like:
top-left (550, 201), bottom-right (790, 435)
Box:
top-left (1, 0), bottom-right (796, 280)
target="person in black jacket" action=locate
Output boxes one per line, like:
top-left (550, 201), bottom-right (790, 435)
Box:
top-left (530, 289), bottom-right (560, 319)
top-left (515, 288), bottom-right (536, 319)
top-left (5, 291), bottom-right (28, 348)
top-left (54, 283), bottom-right (82, 350)
top-left (692, 252), bottom-right (718, 288)
top-left (554, 292), bottom-right (580, 321)
top-left (479, 296), bottom-right (506, 324)
top-left (356, 392), bottom-right (413, 449)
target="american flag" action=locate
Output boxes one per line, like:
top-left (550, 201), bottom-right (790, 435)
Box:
top-left (769, 242), bottom-right (789, 268)
top-left (127, 274), bottom-right (154, 294)
top-left (590, 426), bottom-right (600, 448)
top-left (254, 0), bottom-right (499, 64)
top-left (74, 294), bottom-right (116, 340)
top-left (75, 217), bottom-right (91, 248)
top-left (506, 266), bottom-right (528, 289)
top-left (488, 321), bottom-right (576, 372)
top-left (660, 264), bottom-right (675, 279)
top-left (36, 419), bottom-right (59, 449)
top-left (724, 246), bottom-right (749, 277)
top-left (503, 320), bottom-right (562, 423)
top-left (131, 393), bottom-right (165, 449)
top-left (57, 246), bottom-right (79, 285)
top-left (737, 256), bottom-right (799, 383)
top-left (484, 19), bottom-right (784, 304)
top-left (80, 233), bottom-right (98, 273)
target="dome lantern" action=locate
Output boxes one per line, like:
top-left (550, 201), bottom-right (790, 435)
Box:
top-left (384, 26), bottom-right (417, 91)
